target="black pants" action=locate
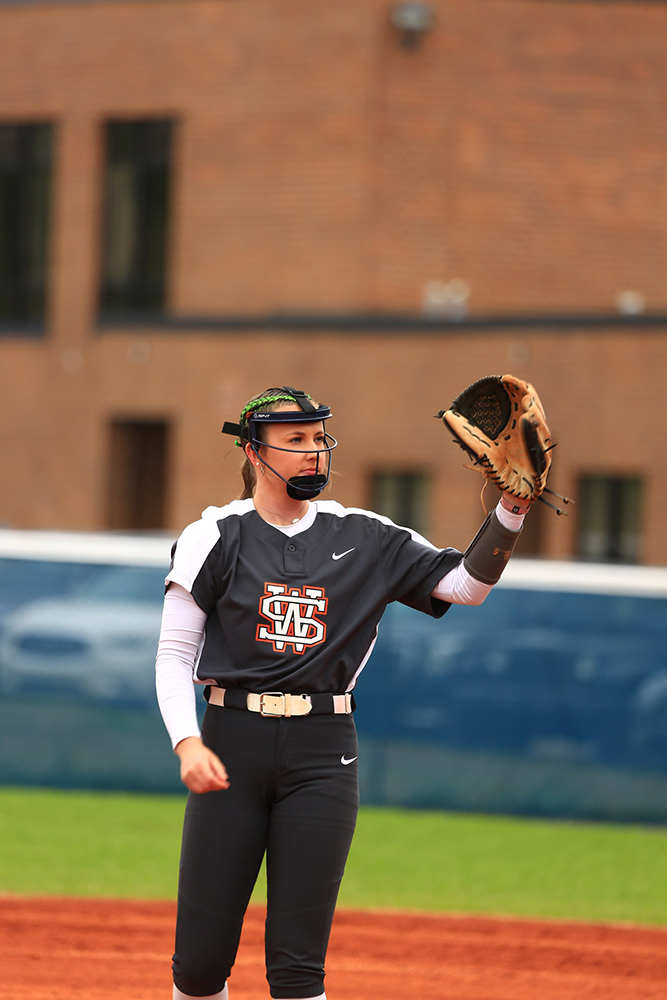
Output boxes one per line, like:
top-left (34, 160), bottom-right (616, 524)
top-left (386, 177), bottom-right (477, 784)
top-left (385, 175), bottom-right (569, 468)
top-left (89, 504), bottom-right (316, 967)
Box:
top-left (173, 704), bottom-right (359, 999)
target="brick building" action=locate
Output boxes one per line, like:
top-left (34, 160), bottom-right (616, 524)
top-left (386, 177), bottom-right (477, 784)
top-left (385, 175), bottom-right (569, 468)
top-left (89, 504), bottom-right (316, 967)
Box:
top-left (1, 0), bottom-right (666, 563)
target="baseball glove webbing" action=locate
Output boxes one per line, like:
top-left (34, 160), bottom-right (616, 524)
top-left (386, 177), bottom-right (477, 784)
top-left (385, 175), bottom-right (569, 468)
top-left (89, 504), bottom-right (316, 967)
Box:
top-left (436, 374), bottom-right (573, 515)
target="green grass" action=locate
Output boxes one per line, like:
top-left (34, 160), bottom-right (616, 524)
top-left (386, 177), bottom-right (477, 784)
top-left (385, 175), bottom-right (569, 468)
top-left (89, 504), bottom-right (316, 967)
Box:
top-left (0, 787), bottom-right (183, 899)
top-left (342, 807), bottom-right (667, 924)
top-left (1, 787), bottom-right (666, 925)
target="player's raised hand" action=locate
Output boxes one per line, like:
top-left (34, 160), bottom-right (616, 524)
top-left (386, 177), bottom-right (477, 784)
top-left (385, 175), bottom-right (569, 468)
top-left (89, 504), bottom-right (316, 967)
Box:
top-left (175, 736), bottom-right (230, 794)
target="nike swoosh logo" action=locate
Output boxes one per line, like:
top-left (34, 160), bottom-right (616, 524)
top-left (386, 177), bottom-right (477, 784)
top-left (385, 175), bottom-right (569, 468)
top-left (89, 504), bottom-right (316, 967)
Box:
top-left (332, 548), bottom-right (355, 561)
top-left (341, 755), bottom-right (358, 765)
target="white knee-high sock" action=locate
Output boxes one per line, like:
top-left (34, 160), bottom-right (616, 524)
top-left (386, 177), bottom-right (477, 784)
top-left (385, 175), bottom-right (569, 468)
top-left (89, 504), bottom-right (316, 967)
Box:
top-left (173, 985), bottom-right (228, 1000)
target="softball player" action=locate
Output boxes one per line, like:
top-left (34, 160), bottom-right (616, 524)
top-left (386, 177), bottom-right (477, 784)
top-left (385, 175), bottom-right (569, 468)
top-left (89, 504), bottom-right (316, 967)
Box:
top-left (156, 386), bottom-right (529, 1000)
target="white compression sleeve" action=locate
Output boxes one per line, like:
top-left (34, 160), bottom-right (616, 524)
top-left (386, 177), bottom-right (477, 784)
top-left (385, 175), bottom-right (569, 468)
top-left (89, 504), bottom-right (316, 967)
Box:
top-left (431, 560), bottom-right (492, 606)
top-left (156, 583), bottom-right (208, 748)
top-left (494, 499), bottom-right (527, 532)
top-left (431, 500), bottom-right (526, 605)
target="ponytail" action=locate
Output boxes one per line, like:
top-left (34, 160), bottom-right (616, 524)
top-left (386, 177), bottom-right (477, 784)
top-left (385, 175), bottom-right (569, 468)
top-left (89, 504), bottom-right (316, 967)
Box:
top-left (238, 455), bottom-right (256, 500)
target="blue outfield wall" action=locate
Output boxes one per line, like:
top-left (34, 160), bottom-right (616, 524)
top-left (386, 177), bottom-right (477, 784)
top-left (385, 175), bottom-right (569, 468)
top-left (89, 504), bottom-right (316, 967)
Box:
top-left (0, 531), bottom-right (666, 823)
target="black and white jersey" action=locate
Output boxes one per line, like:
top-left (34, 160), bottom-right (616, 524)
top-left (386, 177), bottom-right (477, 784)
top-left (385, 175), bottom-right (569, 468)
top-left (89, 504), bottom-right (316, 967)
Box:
top-left (166, 498), bottom-right (463, 694)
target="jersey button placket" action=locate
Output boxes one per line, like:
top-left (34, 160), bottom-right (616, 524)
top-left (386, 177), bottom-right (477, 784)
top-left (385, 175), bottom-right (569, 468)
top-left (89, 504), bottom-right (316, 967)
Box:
top-left (284, 541), bottom-right (305, 576)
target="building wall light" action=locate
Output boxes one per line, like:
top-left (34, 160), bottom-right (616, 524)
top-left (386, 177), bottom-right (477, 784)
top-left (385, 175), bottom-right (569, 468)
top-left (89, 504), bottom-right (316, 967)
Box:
top-left (389, 3), bottom-right (436, 48)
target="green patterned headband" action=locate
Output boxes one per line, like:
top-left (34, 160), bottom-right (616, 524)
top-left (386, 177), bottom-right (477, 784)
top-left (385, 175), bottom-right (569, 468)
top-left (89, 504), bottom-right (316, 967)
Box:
top-left (222, 387), bottom-right (328, 447)
top-left (239, 392), bottom-right (312, 425)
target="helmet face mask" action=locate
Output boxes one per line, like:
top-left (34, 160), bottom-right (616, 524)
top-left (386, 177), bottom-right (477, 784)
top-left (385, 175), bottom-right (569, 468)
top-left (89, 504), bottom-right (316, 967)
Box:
top-left (250, 435), bottom-right (337, 499)
top-left (222, 387), bottom-right (337, 499)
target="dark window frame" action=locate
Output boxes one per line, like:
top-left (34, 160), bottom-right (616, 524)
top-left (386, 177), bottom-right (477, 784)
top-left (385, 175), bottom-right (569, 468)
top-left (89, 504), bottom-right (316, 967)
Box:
top-left (98, 118), bottom-right (174, 323)
top-left (0, 121), bottom-right (53, 335)
top-left (369, 469), bottom-right (430, 536)
top-left (105, 417), bottom-right (171, 531)
top-left (577, 473), bottom-right (643, 564)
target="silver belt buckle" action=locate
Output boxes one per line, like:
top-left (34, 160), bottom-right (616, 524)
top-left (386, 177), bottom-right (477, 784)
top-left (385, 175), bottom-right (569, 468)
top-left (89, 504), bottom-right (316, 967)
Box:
top-left (259, 692), bottom-right (286, 717)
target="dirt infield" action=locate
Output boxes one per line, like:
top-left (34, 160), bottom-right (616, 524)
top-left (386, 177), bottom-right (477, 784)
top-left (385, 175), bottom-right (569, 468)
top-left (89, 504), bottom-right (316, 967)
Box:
top-left (2, 897), bottom-right (667, 1000)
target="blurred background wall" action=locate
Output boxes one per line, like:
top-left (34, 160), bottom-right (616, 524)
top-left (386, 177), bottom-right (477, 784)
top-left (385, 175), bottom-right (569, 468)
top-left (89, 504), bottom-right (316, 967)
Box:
top-left (1, 0), bottom-right (666, 564)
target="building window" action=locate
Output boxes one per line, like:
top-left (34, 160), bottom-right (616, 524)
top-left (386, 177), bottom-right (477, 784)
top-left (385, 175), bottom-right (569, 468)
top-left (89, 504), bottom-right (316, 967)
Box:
top-left (371, 471), bottom-right (428, 535)
top-left (577, 475), bottom-right (642, 563)
top-left (106, 419), bottom-right (171, 530)
top-left (99, 120), bottom-right (172, 320)
top-left (0, 123), bottom-right (52, 328)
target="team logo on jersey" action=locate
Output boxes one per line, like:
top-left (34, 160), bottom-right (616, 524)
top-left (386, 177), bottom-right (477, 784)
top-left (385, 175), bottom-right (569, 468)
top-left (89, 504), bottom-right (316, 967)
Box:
top-left (256, 583), bottom-right (328, 654)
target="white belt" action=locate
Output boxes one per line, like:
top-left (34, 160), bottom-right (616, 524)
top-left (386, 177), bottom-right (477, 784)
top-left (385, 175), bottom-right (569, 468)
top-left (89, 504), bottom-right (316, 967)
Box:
top-left (207, 686), bottom-right (353, 717)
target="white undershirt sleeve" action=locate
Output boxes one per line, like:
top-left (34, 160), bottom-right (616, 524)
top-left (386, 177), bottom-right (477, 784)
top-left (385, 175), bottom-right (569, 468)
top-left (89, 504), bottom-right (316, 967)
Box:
top-left (155, 583), bottom-right (208, 748)
top-left (431, 500), bottom-right (526, 605)
top-left (494, 500), bottom-right (527, 533)
top-left (431, 561), bottom-right (492, 606)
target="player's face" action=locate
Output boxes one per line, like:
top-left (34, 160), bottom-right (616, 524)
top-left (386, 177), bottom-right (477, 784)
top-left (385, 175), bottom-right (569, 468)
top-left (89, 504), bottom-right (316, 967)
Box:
top-left (259, 417), bottom-right (328, 483)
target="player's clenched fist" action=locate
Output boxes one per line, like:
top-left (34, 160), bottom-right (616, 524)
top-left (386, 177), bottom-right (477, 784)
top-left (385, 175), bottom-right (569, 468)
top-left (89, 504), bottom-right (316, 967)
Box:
top-left (175, 736), bottom-right (229, 793)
